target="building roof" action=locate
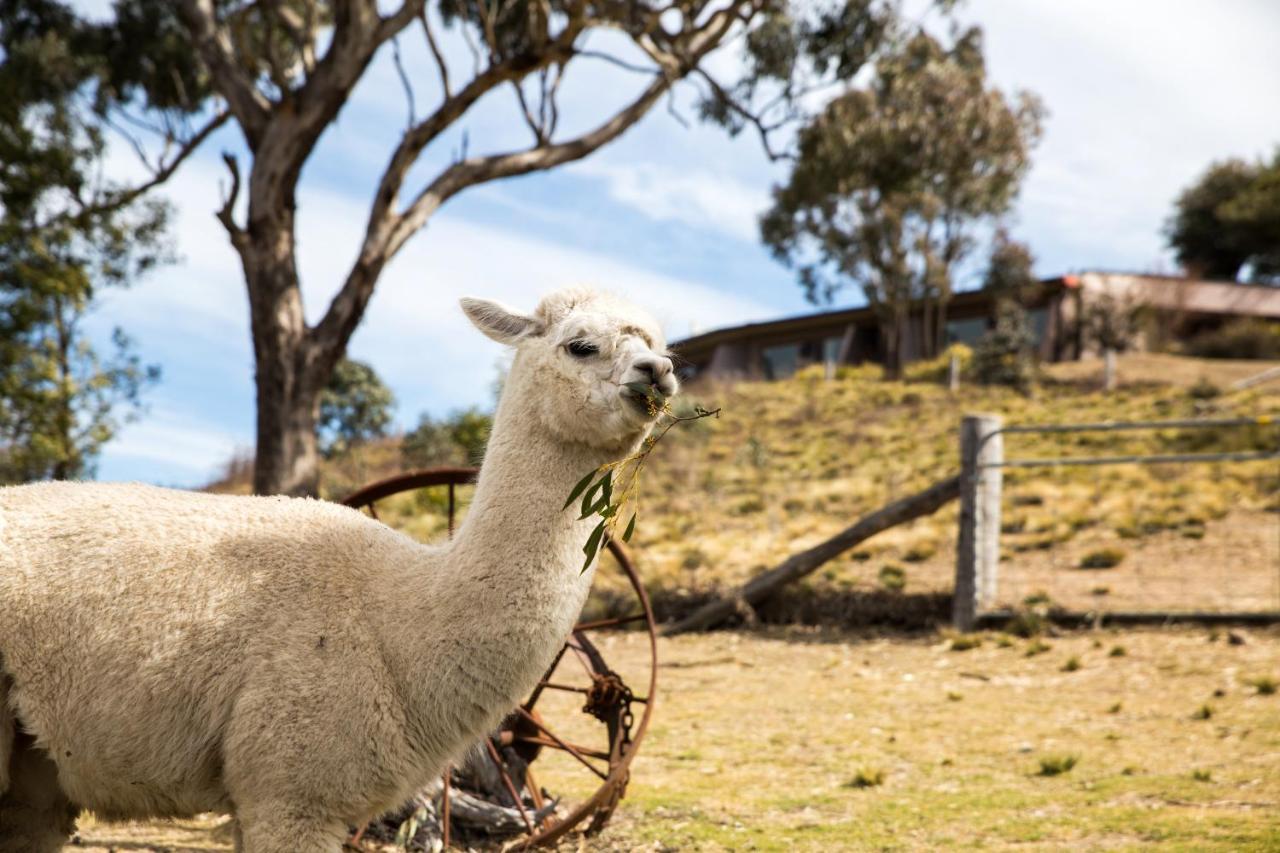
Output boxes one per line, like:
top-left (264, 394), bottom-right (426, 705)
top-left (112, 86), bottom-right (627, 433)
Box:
top-left (672, 272), bottom-right (1280, 355)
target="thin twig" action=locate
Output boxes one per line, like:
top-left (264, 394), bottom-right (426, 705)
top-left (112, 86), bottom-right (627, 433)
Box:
top-left (418, 9), bottom-right (452, 98)
top-left (391, 35), bottom-right (417, 128)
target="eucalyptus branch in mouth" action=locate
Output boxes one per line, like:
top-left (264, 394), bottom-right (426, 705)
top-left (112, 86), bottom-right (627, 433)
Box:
top-left (567, 390), bottom-right (722, 573)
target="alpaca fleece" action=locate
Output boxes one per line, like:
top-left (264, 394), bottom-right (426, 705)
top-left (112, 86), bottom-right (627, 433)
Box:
top-left (0, 287), bottom-right (676, 852)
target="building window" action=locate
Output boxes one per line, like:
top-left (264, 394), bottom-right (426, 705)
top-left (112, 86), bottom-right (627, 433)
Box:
top-left (946, 317), bottom-right (988, 345)
top-left (1027, 307), bottom-right (1049, 344)
top-left (761, 343), bottom-right (801, 380)
top-left (823, 336), bottom-right (843, 364)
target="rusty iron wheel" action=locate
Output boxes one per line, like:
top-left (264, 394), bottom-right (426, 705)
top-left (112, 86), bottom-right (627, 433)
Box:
top-left (341, 468), bottom-right (657, 849)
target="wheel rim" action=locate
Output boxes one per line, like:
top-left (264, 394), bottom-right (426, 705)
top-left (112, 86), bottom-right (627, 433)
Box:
top-left (340, 468), bottom-right (656, 848)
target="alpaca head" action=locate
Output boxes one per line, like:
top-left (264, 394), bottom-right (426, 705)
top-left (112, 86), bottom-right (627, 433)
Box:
top-left (461, 288), bottom-right (678, 450)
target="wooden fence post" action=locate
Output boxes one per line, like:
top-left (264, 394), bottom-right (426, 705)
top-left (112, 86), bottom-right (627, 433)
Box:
top-left (954, 414), bottom-right (1003, 630)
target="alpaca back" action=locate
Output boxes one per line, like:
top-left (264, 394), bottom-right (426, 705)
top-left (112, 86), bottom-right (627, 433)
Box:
top-left (0, 481), bottom-right (432, 818)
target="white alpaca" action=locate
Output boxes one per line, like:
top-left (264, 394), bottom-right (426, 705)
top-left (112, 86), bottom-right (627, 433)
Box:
top-left (0, 287), bottom-right (677, 852)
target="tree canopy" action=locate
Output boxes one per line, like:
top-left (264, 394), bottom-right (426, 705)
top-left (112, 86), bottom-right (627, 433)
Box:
top-left (0, 0), bottom-right (167, 482)
top-left (317, 358), bottom-right (396, 458)
top-left (1, 0), bottom-right (941, 494)
top-left (1166, 150), bottom-right (1280, 284)
top-left (760, 25), bottom-right (1043, 374)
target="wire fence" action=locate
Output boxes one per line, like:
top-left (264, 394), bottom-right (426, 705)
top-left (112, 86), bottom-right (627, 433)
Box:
top-left (955, 415), bottom-right (1280, 628)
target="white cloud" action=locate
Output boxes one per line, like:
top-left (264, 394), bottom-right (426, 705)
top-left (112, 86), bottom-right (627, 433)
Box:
top-left (102, 409), bottom-right (245, 479)
top-left (569, 160), bottom-right (768, 243)
top-left (972, 0), bottom-right (1280, 272)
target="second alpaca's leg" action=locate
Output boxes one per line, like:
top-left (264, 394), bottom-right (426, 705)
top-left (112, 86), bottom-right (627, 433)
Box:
top-left (0, 733), bottom-right (77, 853)
top-left (235, 803), bottom-right (347, 853)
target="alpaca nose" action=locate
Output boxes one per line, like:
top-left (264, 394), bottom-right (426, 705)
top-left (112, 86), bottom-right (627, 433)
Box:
top-left (632, 354), bottom-right (677, 395)
top-left (633, 355), bottom-right (673, 384)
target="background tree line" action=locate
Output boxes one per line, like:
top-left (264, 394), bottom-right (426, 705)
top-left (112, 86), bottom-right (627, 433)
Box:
top-left (2, 1), bottom-right (1276, 489)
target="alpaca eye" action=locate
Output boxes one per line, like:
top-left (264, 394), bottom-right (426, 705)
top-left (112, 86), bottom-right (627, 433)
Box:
top-left (566, 341), bottom-right (598, 358)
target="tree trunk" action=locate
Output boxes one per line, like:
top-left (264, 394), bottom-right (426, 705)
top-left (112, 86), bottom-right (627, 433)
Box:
top-left (241, 209), bottom-right (327, 496)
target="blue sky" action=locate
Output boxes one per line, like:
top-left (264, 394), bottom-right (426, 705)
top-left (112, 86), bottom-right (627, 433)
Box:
top-left (80, 0), bottom-right (1280, 486)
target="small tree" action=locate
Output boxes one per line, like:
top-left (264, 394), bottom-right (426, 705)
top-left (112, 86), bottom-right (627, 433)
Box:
top-left (1081, 291), bottom-right (1144, 355)
top-left (971, 301), bottom-right (1035, 391)
top-left (402, 407), bottom-right (492, 468)
top-left (0, 10), bottom-right (166, 482)
top-left (317, 358), bottom-right (396, 458)
top-left (761, 26), bottom-right (1043, 376)
top-left (982, 228), bottom-right (1038, 302)
top-left (1166, 149), bottom-right (1280, 283)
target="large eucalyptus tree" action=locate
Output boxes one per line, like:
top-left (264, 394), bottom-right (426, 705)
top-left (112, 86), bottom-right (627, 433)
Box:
top-left (4, 0), bottom-right (924, 494)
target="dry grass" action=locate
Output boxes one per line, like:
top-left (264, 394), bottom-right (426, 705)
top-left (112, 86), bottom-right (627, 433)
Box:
top-left (67, 627), bottom-right (1280, 852)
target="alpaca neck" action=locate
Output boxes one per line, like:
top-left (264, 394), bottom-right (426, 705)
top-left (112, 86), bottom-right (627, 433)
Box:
top-left (382, 366), bottom-right (641, 743)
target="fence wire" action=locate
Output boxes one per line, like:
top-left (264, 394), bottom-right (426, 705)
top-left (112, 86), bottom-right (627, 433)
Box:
top-left (985, 420), bottom-right (1280, 618)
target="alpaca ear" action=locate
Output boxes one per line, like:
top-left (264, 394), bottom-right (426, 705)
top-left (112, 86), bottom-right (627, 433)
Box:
top-left (460, 297), bottom-right (543, 344)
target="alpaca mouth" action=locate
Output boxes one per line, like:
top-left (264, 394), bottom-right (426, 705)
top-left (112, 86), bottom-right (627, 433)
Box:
top-left (620, 385), bottom-right (662, 418)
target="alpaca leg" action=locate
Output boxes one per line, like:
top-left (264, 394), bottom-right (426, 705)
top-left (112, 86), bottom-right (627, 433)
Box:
top-left (235, 805), bottom-right (346, 853)
top-left (0, 733), bottom-right (77, 853)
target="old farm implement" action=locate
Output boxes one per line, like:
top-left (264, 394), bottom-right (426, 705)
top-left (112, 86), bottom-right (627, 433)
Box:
top-left (341, 467), bottom-right (655, 849)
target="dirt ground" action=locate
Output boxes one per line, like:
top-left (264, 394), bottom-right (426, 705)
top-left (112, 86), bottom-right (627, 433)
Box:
top-left (66, 626), bottom-right (1279, 852)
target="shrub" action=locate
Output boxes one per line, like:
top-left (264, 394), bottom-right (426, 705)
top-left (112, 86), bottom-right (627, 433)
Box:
top-left (1192, 704), bottom-right (1213, 720)
top-left (1191, 769), bottom-right (1212, 782)
top-left (1188, 377), bottom-right (1222, 400)
top-left (1185, 318), bottom-right (1280, 360)
top-left (1061, 656), bottom-right (1082, 672)
top-left (1247, 676), bottom-right (1277, 695)
top-left (904, 343), bottom-right (973, 383)
top-left (680, 548), bottom-right (707, 571)
top-left (878, 564), bottom-right (907, 591)
top-left (1006, 611), bottom-right (1046, 639)
top-left (1025, 639), bottom-right (1052, 657)
top-left (950, 634), bottom-right (982, 652)
top-left (902, 542), bottom-right (937, 563)
top-left (972, 302), bottom-right (1037, 390)
top-left (1079, 548), bottom-right (1126, 570)
top-left (1109, 645), bottom-right (1127, 658)
top-left (1037, 755), bottom-right (1078, 776)
top-left (846, 767), bottom-right (886, 788)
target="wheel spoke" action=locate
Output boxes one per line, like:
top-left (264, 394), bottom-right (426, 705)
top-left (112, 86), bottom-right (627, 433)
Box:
top-left (485, 739), bottom-right (534, 834)
top-left (512, 734), bottom-right (612, 762)
top-left (515, 707), bottom-right (609, 780)
top-left (537, 681), bottom-right (590, 696)
top-left (573, 613), bottom-right (647, 632)
top-left (523, 643), bottom-right (571, 710)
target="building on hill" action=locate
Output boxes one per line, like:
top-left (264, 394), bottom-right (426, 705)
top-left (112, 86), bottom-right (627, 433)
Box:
top-left (673, 272), bottom-right (1280, 381)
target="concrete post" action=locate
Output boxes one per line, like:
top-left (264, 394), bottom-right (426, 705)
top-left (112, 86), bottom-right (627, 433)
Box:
top-left (948, 353), bottom-right (961, 393)
top-left (1103, 347), bottom-right (1117, 392)
top-left (954, 414), bottom-right (1004, 630)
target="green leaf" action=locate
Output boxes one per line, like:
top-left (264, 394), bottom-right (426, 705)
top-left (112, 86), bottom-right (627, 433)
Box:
top-left (580, 475), bottom-right (605, 518)
top-left (581, 519), bottom-right (606, 574)
top-left (600, 470), bottom-right (613, 506)
top-left (622, 512), bottom-right (637, 542)
top-left (564, 469), bottom-right (596, 510)
top-left (580, 492), bottom-right (610, 520)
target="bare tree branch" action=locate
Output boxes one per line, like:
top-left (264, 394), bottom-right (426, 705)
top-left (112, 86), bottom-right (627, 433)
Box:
top-left (694, 67), bottom-right (793, 162)
top-left (308, 0), bottom-right (759, 365)
top-left (391, 35), bottom-right (417, 128)
top-left (178, 0), bottom-right (272, 146)
top-left (511, 80), bottom-right (546, 144)
top-left (575, 48), bottom-right (661, 76)
top-left (418, 9), bottom-right (453, 98)
top-left (216, 152), bottom-right (246, 247)
top-left (79, 110), bottom-right (230, 219)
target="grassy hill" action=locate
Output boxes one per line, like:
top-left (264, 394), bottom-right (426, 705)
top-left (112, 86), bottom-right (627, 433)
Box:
top-left (212, 353), bottom-right (1280, 623)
